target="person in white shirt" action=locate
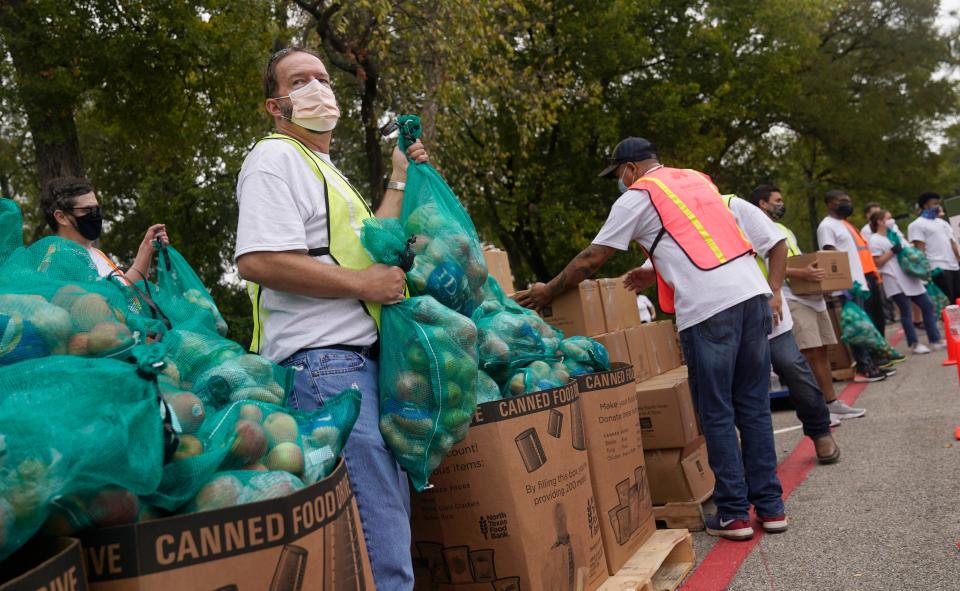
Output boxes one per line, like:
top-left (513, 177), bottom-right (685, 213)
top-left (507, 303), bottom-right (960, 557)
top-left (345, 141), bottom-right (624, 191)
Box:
top-left (869, 208), bottom-right (946, 354)
top-left (728, 191), bottom-right (841, 463)
top-left (234, 47), bottom-right (428, 589)
top-left (817, 190), bottom-right (899, 377)
top-left (635, 293), bottom-right (656, 323)
top-left (860, 201), bottom-right (899, 326)
top-left (908, 192), bottom-right (960, 304)
top-left (516, 138), bottom-right (786, 541)
top-left (40, 176), bottom-right (168, 284)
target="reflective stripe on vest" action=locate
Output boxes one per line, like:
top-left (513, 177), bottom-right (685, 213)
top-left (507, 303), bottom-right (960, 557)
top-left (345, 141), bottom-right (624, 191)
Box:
top-left (247, 133), bottom-right (381, 354)
top-left (841, 219), bottom-right (879, 277)
top-left (632, 168), bottom-right (754, 314)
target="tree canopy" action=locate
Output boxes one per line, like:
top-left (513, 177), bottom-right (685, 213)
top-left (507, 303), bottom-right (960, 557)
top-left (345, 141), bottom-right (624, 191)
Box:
top-left (2, 0), bottom-right (958, 346)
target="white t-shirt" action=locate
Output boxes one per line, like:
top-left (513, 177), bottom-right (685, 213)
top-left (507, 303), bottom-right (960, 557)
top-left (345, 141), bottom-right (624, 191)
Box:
top-left (726, 197), bottom-right (793, 338)
top-left (636, 294), bottom-right (655, 323)
top-left (816, 216), bottom-right (868, 290)
top-left (868, 233), bottom-right (924, 298)
top-left (592, 190), bottom-right (771, 332)
top-left (84, 246), bottom-right (132, 285)
top-left (907, 217), bottom-right (959, 271)
top-left (234, 139), bottom-right (377, 363)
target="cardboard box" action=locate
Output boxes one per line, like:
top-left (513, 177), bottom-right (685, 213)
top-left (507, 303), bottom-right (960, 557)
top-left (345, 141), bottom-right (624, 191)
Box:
top-left (483, 249), bottom-right (515, 295)
top-left (787, 251), bottom-right (853, 294)
top-left (635, 366), bottom-right (699, 450)
top-left (596, 279), bottom-right (641, 333)
top-left (593, 331), bottom-right (630, 368)
top-left (81, 459), bottom-right (373, 591)
top-left (0, 537), bottom-right (89, 591)
top-left (643, 437), bottom-right (715, 505)
top-left (539, 281), bottom-right (606, 337)
top-left (623, 327), bottom-right (654, 383)
top-left (651, 321), bottom-right (681, 375)
top-left (825, 297), bottom-right (854, 374)
top-left (574, 364), bottom-right (655, 575)
top-left (412, 382), bottom-right (609, 591)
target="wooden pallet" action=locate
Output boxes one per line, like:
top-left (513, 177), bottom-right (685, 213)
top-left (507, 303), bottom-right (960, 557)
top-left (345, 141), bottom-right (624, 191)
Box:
top-left (597, 529), bottom-right (695, 591)
top-left (651, 491), bottom-right (711, 531)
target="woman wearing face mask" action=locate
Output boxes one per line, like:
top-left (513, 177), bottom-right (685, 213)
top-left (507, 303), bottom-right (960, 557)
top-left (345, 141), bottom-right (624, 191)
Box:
top-left (868, 208), bottom-right (946, 354)
top-left (40, 176), bottom-right (169, 284)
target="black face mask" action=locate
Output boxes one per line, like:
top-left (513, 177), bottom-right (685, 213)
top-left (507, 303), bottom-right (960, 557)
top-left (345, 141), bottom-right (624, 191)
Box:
top-left (770, 204), bottom-right (786, 220)
top-left (70, 210), bottom-right (103, 241)
top-left (835, 203), bottom-right (854, 218)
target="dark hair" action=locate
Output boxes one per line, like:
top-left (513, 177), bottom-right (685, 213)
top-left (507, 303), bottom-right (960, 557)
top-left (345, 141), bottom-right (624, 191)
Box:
top-left (862, 201), bottom-right (881, 215)
top-left (41, 177), bottom-right (93, 232)
top-left (748, 185), bottom-right (780, 206)
top-left (263, 47), bottom-right (324, 99)
top-left (824, 189), bottom-right (847, 205)
top-left (917, 192), bottom-right (941, 209)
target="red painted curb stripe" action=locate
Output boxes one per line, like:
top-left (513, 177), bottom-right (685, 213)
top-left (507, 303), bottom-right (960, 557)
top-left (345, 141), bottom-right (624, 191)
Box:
top-left (680, 331), bottom-right (903, 590)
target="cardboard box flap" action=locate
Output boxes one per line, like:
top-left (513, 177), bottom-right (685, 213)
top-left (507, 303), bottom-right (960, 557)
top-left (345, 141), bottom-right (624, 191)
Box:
top-left (574, 362), bottom-right (635, 394)
top-left (0, 538), bottom-right (88, 591)
top-left (679, 437), bottom-right (714, 501)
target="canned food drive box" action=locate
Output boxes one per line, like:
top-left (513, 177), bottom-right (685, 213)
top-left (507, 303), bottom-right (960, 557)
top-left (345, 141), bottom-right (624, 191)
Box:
top-left (80, 459), bottom-right (372, 591)
top-left (0, 537), bottom-right (88, 591)
top-left (412, 382), bottom-right (609, 591)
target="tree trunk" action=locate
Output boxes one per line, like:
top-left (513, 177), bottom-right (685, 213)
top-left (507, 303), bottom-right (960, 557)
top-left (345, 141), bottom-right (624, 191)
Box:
top-left (360, 71), bottom-right (384, 205)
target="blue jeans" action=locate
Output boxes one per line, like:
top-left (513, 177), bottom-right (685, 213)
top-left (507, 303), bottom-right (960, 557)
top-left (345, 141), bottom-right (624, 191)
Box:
top-left (679, 295), bottom-right (785, 520)
top-left (280, 347), bottom-right (414, 590)
top-left (890, 292), bottom-right (941, 346)
top-left (769, 331), bottom-right (832, 439)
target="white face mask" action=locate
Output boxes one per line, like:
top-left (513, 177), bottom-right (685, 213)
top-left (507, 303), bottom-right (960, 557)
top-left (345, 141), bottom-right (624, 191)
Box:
top-left (278, 79), bottom-right (340, 132)
top-left (617, 166), bottom-right (633, 193)
top-left (885, 218), bottom-right (896, 229)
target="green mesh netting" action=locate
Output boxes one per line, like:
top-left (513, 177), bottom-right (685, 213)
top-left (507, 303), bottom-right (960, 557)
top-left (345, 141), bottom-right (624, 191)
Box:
top-left (887, 229), bottom-right (931, 280)
top-left (928, 272), bottom-right (950, 317)
top-left (0, 198), bottom-right (23, 268)
top-left (377, 296), bottom-right (478, 491)
top-left (150, 244), bottom-right (229, 336)
top-left (839, 300), bottom-right (900, 360)
top-left (147, 391), bottom-right (359, 511)
top-left (476, 370), bottom-right (501, 404)
top-left (472, 277), bottom-right (562, 383)
top-left (0, 356), bottom-right (165, 559)
top-left (395, 115), bottom-right (487, 317)
top-left (182, 470), bottom-right (306, 514)
top-left (559, 336), bottom-right (611, 376)
top-left (503, 360), bottom-right (571, 397)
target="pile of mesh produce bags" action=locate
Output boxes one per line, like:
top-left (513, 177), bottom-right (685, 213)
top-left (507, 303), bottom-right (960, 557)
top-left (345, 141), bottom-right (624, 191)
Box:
top-left (361, 116), bottom-right (611, 490)
top-left (0, 198), bottom-right (359, 558)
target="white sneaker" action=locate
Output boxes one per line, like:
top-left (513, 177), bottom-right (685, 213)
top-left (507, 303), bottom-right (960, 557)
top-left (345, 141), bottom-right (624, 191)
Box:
top-left (931, 341), bottom-right (948, 351)
top-left (827, 400), bottom-right (867, 420)
top-left (911, 343), bottom-right (931, 354)
top-left (829, 413), bottom-right (842, 427)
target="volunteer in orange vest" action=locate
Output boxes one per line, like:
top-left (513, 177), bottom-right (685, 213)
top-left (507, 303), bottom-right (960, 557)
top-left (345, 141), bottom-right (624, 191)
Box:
top-left (817, 190), bottom-right (902, 374)
top-left (40, 176), bottom-right (169, 284)
top-left (516, 137), bottom-right (786, 541)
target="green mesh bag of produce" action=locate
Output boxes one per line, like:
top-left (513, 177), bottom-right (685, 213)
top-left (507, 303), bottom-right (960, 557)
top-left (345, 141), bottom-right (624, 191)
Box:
top-left (476, 370), bottom-right (502, 404)
top-left (181, 470), bottom-right (305, 514)
top-left (503, 361), bottom-right (571, 397)
top-left (146, 390), bottom-right (360, 511)
top-left (473, 277), bottom-right (562, 384)
top-left (928, 272), bottom-right (950, 317)
top-left (559, 336), bottom-right (611, 376)
top-left (394, 115), bottom-right (487, 316)
top-left (0, 355), bottom-right (165, 559)
top-left (378, 296), bottom-right (478, 491)
top-left (0, 198), bottom-right (23, 268)
top-left (839, 300), bottom-right (900, 360)
top-left (887, 229), bottom-right (931, 280)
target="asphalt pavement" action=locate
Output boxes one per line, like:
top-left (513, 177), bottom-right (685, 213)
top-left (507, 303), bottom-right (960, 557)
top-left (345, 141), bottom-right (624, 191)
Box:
top-left (680, 332), bottom-right (960, 591)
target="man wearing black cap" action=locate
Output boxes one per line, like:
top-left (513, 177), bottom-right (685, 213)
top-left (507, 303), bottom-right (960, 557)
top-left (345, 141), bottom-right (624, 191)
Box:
top-left (516, 138), bottom-right (786, 541)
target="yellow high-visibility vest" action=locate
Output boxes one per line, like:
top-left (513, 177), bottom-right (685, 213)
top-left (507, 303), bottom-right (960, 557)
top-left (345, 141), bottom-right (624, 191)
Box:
top-left (247, 133), bottom-right (381, 353)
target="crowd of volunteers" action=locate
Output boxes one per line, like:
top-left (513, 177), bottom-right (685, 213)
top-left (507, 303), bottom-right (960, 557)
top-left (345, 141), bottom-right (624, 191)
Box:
top-left (26, 46), bottom-right (959, 585)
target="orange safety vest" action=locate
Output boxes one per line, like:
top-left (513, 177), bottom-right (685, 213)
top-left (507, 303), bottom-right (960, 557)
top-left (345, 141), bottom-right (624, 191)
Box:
top-left (841, 220), bottom-right (880, 278)
top-left (630, 167), bottom-right (754, 313)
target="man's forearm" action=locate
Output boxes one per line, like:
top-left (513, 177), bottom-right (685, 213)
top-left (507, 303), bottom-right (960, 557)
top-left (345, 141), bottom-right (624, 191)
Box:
top-left (545, 244), bottom-right (615, 297)
top-left (238, 251), bottom-right (362, 299)
top-left (766, 241), bottom-right (787, 292)
top-left (375, 187), bottom-right (404, 218)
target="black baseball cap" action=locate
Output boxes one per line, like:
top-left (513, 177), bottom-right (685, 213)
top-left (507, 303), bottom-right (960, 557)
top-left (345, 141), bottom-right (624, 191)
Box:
top-left (598, 137), bottom-right (657, 178)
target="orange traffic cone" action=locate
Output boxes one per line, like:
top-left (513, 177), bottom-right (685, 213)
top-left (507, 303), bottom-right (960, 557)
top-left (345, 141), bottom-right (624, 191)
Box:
top-left (942, 307), bottom-right (958, 366)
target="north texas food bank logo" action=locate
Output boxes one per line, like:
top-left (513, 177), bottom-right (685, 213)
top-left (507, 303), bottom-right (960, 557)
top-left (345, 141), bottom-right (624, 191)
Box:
top-left (478, 513), bottom-right (509, 540)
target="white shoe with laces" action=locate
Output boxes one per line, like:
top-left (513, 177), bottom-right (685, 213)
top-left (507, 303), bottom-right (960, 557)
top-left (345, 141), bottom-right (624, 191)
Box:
top-left (911, 343), bottom-right (931, 354)
top-left (931, 341), bottom-right (948, 351)
top-left (827, 399), bottom-right (866, 420)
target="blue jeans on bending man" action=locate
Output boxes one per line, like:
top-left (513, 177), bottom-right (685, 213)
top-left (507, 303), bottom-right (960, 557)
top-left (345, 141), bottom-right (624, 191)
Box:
top-left (679, 295), bottom-right (785, 524)
top-left (281, 346), bottom-right (414, 590)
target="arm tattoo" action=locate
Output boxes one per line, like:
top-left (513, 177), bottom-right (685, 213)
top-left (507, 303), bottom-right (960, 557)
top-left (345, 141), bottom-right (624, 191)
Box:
top-left (548, 245), bottom-right (608, 297)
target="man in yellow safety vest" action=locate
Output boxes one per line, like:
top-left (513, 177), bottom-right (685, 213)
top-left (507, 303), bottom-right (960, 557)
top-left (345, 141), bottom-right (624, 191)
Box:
top-left (516, 137), bottom-right (786, 541)
top-left (233, 46), bottom-right (427, 589)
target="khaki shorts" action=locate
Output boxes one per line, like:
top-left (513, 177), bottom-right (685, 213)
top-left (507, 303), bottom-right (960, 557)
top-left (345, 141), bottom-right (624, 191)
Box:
top-left (787, 299), bottom-right (838, 350)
